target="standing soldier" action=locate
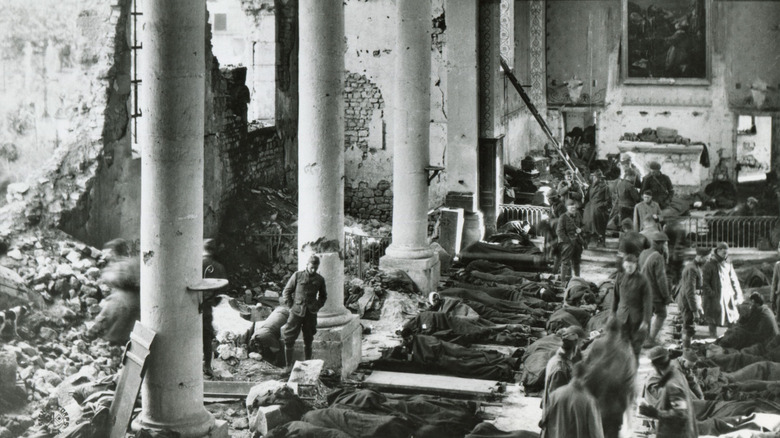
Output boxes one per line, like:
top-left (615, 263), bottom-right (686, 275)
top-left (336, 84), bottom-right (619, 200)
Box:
top-left (617, 218), bottom-right (649, 272)
top-left (556, 198), bottom-right (584, 285)
top-left (641, 161), bottom-right (674, 210)
top-left (202, 238), bottom-right (227, 377)
top-left (612, 254), bottom-right (652, 358)
top-left (539, 362), bottom-right (605, 438)
top-left (542, 326), bottom-right (585, 411)
top-left (620, 155), bottom-right (643, 189)
top-left (702, 242), bottom-right (743, 338)
top-left (611, 168), bottom-right (641, 228)
top-left (281, 255), bottom-right (328, 371)
top-left (640, 231), bottom-right (671, 347)
top-left (678, 248), bottom-right (709, 350)
top-left (557, 169), bottom-right (583, 203)
top-left (640, 347), bottom-right (699, 438)
top-left (634, 190), bottom-right (663, 236)
top-left (583, 170), bottom-right (612, 248)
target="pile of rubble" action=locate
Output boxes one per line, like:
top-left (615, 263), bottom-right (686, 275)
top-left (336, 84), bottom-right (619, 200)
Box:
top-left (0, 229), bottom-right (127, 436)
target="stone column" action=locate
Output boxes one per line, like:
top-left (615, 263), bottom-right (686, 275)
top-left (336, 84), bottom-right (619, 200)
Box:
top-left (478, 0), bottom-right (505, 236)
top-left (135, 1), bottom-right (224, 437)
top-left (443, 0), bottom-right (483, 252)
top-left (297, 0), bottom-right (361, 379)
top-left (444, 0), bottom-right (479, 210)
top-left (380, 0), bottom-right (440, 293)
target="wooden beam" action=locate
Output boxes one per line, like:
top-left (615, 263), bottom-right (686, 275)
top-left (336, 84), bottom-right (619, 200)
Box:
top-left (362, 371), bottom-right (503, 399)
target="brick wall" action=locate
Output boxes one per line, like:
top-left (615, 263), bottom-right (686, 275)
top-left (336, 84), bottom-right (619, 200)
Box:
top-left (344, 72), bottom-right (385, 153)
top-left (345, 179), bottom-right (392, 222)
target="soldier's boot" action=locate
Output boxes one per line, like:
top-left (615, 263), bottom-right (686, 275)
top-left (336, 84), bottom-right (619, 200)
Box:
top-left (284, 344), bottom-right (295, 372)
top-left (560, 262), bottom-right (570, 287)
top-left (681, 332), bottom-right (691, 350)
top-left (648, 315), bottom-right (666, 345)
top-left (304, 345), bottom-right (313, 361)
top-left (573, 262), bottom-right (581, 277)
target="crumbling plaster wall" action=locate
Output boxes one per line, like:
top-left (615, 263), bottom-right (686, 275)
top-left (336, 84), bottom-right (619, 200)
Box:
top-left (61, 9), bottom-right (244, 247)
top-left (343, 0), bottom-right (448, 222)
top-left (0, 0), bottom-right (134, 242)
top-left (0, 1), bottom-right (283, 250)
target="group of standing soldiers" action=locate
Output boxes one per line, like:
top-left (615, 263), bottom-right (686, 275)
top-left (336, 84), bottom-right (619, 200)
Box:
top-left (549, 157), bottom-right (674, 285)
top-left (539, 158), bottom-right (762, 437)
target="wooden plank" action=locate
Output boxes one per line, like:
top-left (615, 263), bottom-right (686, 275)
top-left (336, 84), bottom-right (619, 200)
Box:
top-left (362, 371), bottom-right (501, 398)
top-left (109, 322), bottom-right (155, 438)
top-left (204, 380), bottom-right (258, 398)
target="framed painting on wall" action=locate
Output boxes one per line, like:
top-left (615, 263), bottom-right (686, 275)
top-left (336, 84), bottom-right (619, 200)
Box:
top-left (622, 0), bottom-right (710, 85)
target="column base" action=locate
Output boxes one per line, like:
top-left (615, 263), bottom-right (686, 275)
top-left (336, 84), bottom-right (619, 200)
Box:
top-left (292, 315), bottom-right (361, 380)
top-left (133, 412), bottom-right (219, 438)
top-left (379, 253), bottom-right (440, 294)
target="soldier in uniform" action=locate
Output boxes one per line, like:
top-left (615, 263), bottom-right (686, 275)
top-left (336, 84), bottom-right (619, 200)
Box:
top-left (641, 161), bottom-right (674, 210)
top-left (281, 255), bottom-right (328, 371)
top-left (556, 198), bottom-right (584, 285)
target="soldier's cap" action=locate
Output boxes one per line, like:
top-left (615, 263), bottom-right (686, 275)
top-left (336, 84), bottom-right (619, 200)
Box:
top-left (749, 291), bottom-right (764, 305)
top-left (308, 254), bottom-right (321, 265)
top-left (621, 218), bottom-right (633, 229)
top-left (547, 188), bottom-right (559, 198)
top-left (716, 242), bottom-right (729, 251)
top-left (647, 346), bottom-right (669, 363)
top-left (428, 291), bottom-right (440, 305)
top-left (696, 247), bottom-right (711, 257)
top-left (648, 161), bottom-right (661, 171)
top-left (560, 325), bottom-right (586, 341)
top-left (591, 169), bottom-right (604, 178)
top-left (747, 197), bottom-right (759, 204)
top-left (565, 198), bottom-right (580, 206)
top-left (650, 231), bottom-right (668, 242)
top-left (624, 254), bottom-right (638, 263)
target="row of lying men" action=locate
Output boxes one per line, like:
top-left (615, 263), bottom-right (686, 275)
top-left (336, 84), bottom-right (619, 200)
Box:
top-left (537, 229), bottom-right (780, 437)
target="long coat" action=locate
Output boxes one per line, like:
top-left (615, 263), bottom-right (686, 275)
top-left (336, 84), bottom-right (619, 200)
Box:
top-left (702, 255), bottom-right (743, 326)
top-left (583, 180), bottom-right (611, 236)
top-left (639, 248), bottom-right (671, 305)
top-left (540, 380), bottom-right (605, 438)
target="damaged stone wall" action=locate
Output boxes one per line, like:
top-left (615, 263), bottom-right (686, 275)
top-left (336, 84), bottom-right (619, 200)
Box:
top-left (344, 180), bottom-right (392, 223)
top-left (1, 0), bottom-right (135, 244)
top-left (343, 0), bottom-right (448, 223)
top-left (0, 1), bottom-right (285, 249)
top-left (274, 0), bottom-right (298, 191)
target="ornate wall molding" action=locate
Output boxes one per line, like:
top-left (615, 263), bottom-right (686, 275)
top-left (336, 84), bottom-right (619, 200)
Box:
top-left (500, 0), bottom-right (514, 68)
top-left (479, 0), bottom-right (502, 138)
top-left (528, 0), bottom-right (546, 109)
